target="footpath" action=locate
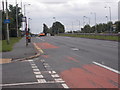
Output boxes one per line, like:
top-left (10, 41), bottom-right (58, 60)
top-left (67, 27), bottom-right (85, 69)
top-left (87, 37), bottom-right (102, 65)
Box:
top-left (1, 37), bottom-right (38, 64)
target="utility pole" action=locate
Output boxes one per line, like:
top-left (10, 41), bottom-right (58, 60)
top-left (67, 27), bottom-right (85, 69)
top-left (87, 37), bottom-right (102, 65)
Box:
top-left (16, 0), bottom-right (19, 37)
top-left (6, 0), bottom-right (10, 44)
top-left (105, 6), bottom-right (112, 33)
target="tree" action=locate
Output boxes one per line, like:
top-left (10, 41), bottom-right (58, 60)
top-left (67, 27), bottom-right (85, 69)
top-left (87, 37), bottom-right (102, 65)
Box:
top-left (9, 4), bottom-right (23, 37)
top-left (114, 21), bottom-right (120, 33)
top-left (2, 4), bottom-right (23, 38)
top-left (51, 21), bottom-right (65, 34)
top-left (43, 23), bottom-right (48, 35)
top-left (82, 24), bottom-right (91, 33)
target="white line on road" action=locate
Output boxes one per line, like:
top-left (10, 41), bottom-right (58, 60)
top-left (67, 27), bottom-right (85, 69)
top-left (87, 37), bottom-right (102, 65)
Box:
top-left (0, 81), bottom-right (69, 87)
top-left (61, 84), bottom-right (69, 89)
top-left (92, 61), bottom-right (120, 74)
top-left (0, 82), bottom-right (39, 87)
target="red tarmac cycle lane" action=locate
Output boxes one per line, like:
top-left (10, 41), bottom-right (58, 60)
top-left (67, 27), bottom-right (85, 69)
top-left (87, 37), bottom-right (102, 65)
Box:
top-left (60, 64), bottom-right (119, 88)
top-left (35, 42), bottom-right (119, 88)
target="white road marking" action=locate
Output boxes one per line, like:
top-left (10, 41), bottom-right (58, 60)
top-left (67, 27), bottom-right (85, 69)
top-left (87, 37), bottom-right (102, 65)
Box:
top-left (28, 59), bottom-right (69, 88)
top-left (61, 84), bottom-right (69, 89)
top-left (48, 71), bottom-right (56, 74)
top-left (71, 48), bottom-right (79, 51)
top-left (31, 66), bottom-right (38, 69)
top-left (93, 61), bottom-right (120, 74)
top-left (36, 75), bottom-right (44, 78)
top-left (0, 81), bottom-right (69, 87)
top-left (0, 82), bottom-right (39, 87)
top-left (37, 79), bottom-right (46, 83)
top-left (28, 60), bottom-right (33, 62)
top-left (33, 69), bottom-right (40, 72)
top-left (55, 78), bottom-right (65, 83)
top-left (51, 74), bottom-right (60, 78)
top-left (34, 72), bottom-right (41, 74)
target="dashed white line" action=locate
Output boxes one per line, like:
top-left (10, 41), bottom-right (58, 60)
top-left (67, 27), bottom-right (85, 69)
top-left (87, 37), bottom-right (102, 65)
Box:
top-left (37, 79), bottom-right (46, 83)
top-left (36, 75), bottom-right (44, 78)
top-left (31, 66), bottom-right (38, 69)
top-left (61, 84), bottom-right (69, 89)
top-left (0, 82), bottom-right (39, 87)
top-left (34, 72), bottom-right (41, 74)
top-left (48, 71), bottom-right (56, 74)
top-left (55, 78), bottom-right (65, 83)
top-left (51, 74), bottom-right (60, 78)
top-left (93, 61), bottom-right (120, 74)
top-left (33, 69), bottom-right (40, 72)
top-left (28, 60), bottom-right (33, 62)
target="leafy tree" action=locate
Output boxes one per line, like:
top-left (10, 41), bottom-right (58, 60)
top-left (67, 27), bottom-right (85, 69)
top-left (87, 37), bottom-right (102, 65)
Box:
top-left (114, 21), bottom-right (120, 33)
top-left (2, 4), bottom-right (23, 38)
top-left (51, 21), bottom-right (65, 34)
top-left (43, 23), bottom-right (48, 35)
top-left (9, 4), bottom-right (23, 37)
top-left (82, 24), bottom-right (91, 33)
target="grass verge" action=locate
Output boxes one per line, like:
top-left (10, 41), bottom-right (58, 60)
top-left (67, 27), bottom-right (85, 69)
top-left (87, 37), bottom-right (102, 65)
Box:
top-left (1, 37), bottom-right (22, 52)
top-left (59, 34), bottom-right (119, 41)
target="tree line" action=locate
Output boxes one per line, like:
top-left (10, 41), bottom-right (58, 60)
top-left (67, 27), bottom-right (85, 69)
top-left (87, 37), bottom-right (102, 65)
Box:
top-left (2, 4), bottom-right (23, 40)
top-left (67, 21), bottom-right (120, 33)
top-left (43, 21), bottom-right (65, 36)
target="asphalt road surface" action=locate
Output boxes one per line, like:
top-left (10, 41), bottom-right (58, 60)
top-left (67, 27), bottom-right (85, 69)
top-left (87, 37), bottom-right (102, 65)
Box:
top-left (1, 36), bottom-right (119, 89)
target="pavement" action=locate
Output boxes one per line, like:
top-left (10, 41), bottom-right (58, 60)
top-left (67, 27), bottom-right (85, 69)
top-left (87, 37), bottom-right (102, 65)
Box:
top-left (1, 37), bottom-right (37, 64)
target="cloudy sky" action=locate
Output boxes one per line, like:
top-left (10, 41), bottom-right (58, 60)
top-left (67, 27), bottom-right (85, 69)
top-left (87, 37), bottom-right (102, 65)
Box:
top-left (0, 0), bottom-right (119, 34)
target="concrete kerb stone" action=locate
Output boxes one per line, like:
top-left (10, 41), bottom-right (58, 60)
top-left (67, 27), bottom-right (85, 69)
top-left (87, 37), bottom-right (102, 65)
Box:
top-left (11, 43), bottom-right (41, 62)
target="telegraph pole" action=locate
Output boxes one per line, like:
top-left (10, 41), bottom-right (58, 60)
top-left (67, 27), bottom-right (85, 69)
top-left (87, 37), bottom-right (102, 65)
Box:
top-left (16, 0), bottom-right (19, 37)
top-left (6, 0), bottom-right (10, 44)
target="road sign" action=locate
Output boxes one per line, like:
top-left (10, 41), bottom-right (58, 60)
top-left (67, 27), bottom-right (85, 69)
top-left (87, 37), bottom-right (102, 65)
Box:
top-left (4, 19), bottom-right (10, 24)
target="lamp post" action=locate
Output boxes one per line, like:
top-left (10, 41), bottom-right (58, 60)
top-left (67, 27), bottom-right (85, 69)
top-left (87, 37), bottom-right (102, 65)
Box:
top-left (105, 6), bottom-right (112, 33)
top-left (15, 0), bottom-right (19, 37)
top-left (83, 16), bottom-right (87, 27)
top-left (6, 0), bottom-right (10, 44)
top-left (77, 20), bottom-right (81, 31)
top-left (23, 4), bottom-right (31, 46)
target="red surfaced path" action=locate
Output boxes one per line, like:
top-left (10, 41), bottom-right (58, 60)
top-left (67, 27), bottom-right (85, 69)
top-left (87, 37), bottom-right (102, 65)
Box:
top-left (36, 43), bottom-right (59, 49)
top-left (60, 64), bottom-right (119, 88)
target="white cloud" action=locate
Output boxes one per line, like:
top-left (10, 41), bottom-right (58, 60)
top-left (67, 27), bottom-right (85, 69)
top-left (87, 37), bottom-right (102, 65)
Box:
top-left (1, 0), bottom-right (119, 33)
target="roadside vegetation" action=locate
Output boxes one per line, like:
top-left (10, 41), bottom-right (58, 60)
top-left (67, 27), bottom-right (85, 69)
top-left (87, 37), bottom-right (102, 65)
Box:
top-left (1, 37), bottom-right (21, 52)
top-left (59, 34), bottom-right (119, 41)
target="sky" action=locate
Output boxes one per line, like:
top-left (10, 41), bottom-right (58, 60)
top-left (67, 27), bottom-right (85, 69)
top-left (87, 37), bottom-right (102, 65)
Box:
top-left (0, 0), bottom-right (119, 34)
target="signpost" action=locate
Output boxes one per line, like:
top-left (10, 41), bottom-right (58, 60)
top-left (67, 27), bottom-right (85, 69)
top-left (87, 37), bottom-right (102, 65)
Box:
top-left (4, 19), bottom-right (10, 24)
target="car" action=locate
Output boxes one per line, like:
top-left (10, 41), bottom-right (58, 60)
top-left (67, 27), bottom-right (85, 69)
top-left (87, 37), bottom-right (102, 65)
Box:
top-left (39, 33), bottom-right (45, 36)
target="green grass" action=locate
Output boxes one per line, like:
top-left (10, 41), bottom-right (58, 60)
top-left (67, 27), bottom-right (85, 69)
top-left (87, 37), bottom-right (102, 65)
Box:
top-left (59, 34), bottom-right (119, 41)
top-left (1, 37), bottom-right (22, 52)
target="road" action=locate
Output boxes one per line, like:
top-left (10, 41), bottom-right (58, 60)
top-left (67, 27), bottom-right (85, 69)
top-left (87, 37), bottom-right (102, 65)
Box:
top-left (1, 36), bottom-right (119, 88)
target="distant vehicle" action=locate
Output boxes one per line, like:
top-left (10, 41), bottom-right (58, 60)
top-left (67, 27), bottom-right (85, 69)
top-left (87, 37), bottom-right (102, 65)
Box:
top-left (39, 33), bottom-right (45, 36)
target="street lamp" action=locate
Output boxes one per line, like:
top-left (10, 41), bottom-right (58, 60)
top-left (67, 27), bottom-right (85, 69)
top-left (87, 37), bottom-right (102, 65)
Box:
top-left (105, 16), bottom-right (109, 23)
top-left (83, 16), bottom-right (87, 27)
top-left (76, 20), bottom-right (81, 31)
top-left (23, 3), bottom-right (31, 46)
top-left (105, 6), bottom-right (112, 33)
top-left (105, 6), bottom-right (111, 22)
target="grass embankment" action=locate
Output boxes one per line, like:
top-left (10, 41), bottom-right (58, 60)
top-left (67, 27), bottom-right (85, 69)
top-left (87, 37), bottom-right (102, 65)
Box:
top-left (59, 34), bottom-right (119, 41)
top-left (1, 37), bottom-right (21, 52)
